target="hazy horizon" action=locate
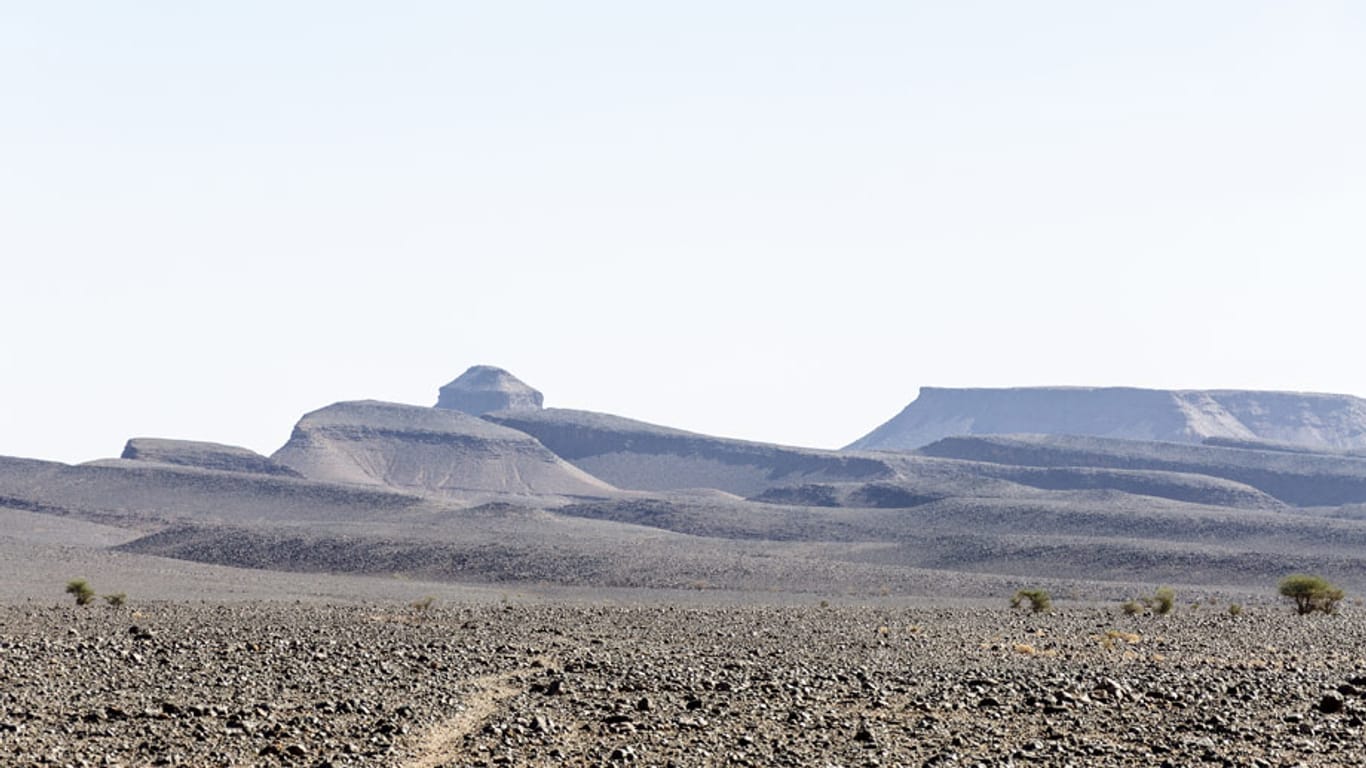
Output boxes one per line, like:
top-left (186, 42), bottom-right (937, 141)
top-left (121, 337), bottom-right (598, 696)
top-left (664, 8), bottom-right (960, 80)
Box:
top-left (4, 2), bottom-right (1363, 464)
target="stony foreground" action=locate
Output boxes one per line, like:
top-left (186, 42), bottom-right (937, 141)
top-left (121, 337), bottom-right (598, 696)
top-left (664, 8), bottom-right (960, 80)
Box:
top-left (2, 601), bottom-right (1366, 767)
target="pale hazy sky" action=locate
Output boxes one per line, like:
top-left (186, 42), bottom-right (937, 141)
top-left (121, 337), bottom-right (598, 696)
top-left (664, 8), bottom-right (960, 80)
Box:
top-left (4, 2), bottom-right (1364, 464)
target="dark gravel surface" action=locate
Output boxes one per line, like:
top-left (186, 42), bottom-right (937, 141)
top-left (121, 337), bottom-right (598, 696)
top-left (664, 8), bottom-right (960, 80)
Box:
top-left (3, 602), bottom-right (1365, 767)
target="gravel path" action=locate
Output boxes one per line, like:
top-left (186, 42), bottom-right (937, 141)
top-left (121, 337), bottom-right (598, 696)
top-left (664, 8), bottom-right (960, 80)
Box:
top-left (2, 602), bottom-right (1364, 766)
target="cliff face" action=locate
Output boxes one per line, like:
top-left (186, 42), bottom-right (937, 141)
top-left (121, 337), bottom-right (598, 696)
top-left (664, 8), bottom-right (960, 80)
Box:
top-left (271, 400), bottom-right (614, 499)
top-left (848, 387), bottom-right (1366, 452)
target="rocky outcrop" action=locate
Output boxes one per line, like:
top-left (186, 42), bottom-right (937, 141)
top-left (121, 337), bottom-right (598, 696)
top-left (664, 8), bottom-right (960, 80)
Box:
top-left (435, 365), bottom-right (543, 415)
top-left (272, 400), bottom-right (613, 500)
top-left (848, 387), bottom-right (1366, 452)
top-left (121, 438), bottom-right (300, 477)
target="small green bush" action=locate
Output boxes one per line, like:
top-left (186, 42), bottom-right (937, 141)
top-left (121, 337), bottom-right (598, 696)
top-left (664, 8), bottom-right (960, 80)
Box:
top-left (1121, 600), bottom-right (1143, 616)
top-left (103, 593), bottom-right (127, 607)
top-left (1228, 603), bottom-right (1243, 616)
top-left (411, 596), bottom-right (435, 612)
top-left (65, 579), bottom-right (95, 606)
top-left (1279, 574), bottom-right (1344, 615)
top-left (1011, 588), bottom-right (1052, 613)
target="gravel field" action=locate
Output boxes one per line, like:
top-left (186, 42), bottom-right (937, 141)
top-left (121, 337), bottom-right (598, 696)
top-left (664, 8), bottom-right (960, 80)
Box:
top-left (3, 601), bottom-right (1366, 767)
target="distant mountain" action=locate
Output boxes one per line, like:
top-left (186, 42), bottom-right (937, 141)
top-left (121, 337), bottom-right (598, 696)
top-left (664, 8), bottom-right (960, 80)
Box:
top-left (483, 407), bottom-right (899, 497)
top-left (848, 387), bottom-right (1366, 452)
top-left (15, 368), bottom-right (1366, 598)
top-left (271, 400), bottom-right (614, 500)
top-left (435, 365), bottom-right (543, 415)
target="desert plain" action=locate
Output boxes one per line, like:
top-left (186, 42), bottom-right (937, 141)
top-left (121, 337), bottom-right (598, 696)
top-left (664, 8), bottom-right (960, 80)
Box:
top-left (7, 373), bottom-right (1366, 766)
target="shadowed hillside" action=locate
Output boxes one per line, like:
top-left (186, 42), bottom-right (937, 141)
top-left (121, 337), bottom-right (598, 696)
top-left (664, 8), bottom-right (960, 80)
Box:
top-left (485, 408), bottom-right (898, 497)
top-left (917, 434), bottom-right (1366, 507)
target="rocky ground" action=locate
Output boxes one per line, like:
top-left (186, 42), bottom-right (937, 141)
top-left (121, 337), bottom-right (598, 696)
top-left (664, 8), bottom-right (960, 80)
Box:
top-left (2, 600), bottom-right (1365, 767)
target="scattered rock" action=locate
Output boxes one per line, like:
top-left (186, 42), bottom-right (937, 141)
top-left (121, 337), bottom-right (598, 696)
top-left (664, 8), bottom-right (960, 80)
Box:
top-left (1319, 694), bottom-right (1346, 714)
top-left (5, 602), bottom-right (1366, 767)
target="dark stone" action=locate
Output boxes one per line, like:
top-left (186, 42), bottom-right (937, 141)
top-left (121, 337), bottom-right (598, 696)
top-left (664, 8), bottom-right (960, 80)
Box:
top-left (854, 720), bottom-right (876, 743)
top-left (1319, 694), bottom-right (1345, 714)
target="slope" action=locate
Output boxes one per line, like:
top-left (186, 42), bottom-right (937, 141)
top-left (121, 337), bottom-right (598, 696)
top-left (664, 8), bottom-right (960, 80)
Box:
top-left (484, 407), bottom-right (898, 497)
top-left (272, 400), bottom-right (616, 500)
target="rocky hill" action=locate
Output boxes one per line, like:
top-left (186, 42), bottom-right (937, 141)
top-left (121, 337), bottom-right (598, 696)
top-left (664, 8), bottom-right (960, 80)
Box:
top-left (121, 438), bottom-right (300, 477)
top-left (849, 386), bottom-right (1366, 452)
top-left (271, 400), bottom-right (614, 500)
top-left (435, 365), bottom-right (543, 414)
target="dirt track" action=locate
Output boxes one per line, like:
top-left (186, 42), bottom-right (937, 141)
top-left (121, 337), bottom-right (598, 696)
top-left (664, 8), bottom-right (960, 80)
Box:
top-left (3, 600), bottom-right (1366, 766)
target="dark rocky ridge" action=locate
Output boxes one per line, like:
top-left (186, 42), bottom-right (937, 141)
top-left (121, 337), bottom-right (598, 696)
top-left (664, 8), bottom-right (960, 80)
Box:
top-left (918, 433), bottom-right (1366, 507)
top-left (435, 364), bottom-right (543, 414)
top-left (485, 407), bottom-right (898, 497)
top-left (121, 437), bottom-right (300, 477)
top-left (850, 386), bottom-right (1366, 451)
top-left (754, 461), bottom-right (1282, 511)
top-left (484, 406), bottom-right (1282, 511)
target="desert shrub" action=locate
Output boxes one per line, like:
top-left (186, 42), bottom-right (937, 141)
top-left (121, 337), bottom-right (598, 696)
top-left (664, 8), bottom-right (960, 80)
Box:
top-left (103, 593), bottom-right (127, 607)
top-left (411, 596), bottom-right (435, 612)
top-left (65, 579), bottom-right (95, 606)
top-left (1150, 587), bottom-right (1176, 616)
top-left (1010, 588), bottom-right (1052, 613)
top-left (1123, 587), bottom-right (1177, 616)
top-left (1279, 574), bottom-right (1344, 615)
top-left (1228, 603), bottom-right (1243, 616)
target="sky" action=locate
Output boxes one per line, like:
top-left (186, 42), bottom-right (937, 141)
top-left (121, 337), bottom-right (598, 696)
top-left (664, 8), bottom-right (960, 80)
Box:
top-left (3, 2), bottom-right (1365, 464)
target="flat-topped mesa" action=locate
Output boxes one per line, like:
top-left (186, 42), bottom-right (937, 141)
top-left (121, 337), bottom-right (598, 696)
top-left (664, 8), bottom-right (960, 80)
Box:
top-left (120, 438), bottom-right (301, 477)
top-left (848, 386), bottom-right (1366, 452)
top-left (435, 365), bottom-right (543, 415)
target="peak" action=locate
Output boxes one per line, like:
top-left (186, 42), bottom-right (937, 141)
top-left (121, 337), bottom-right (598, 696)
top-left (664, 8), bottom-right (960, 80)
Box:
top-left (435, 365), bottom-right (544, 415)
